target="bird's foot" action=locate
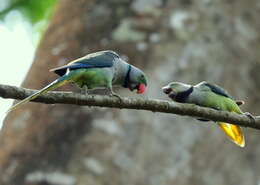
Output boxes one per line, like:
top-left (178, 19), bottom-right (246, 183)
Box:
top-left (109, 92), bottom-right (123, 102)
top-left (244, 112), bottom-right (255, 123)
top-left (80, 86), bottom-right (89, 95)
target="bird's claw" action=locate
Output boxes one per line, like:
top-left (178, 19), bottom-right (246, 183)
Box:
top-left (244, 112), bottom-right (255, 123)
top-left (80, 86), bottom-right (89, 95)
top-left (110, 92), bottom-right (123, 102)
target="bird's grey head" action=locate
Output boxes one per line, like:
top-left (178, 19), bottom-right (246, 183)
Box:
top-left (162, 82), bottom-right (191, 100)
top-left (123, 65), bottom-right (147, 94)
top-left (105, 50), bottom-right (147, 93)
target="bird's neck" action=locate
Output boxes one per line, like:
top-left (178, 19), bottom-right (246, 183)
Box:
top-left (175, 86), bottom-right (194, 103)
top-left (123, 64), bottom-right (131, 88)
top-left (112, 61), bottom-right (130, 86)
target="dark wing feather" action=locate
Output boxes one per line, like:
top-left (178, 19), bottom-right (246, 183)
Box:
top-left (50, 51), bottom-right (116, 76)
top-left (200, 82), bottom-right (234, 99)
top-left (197, 118), bottom-right (210, 122)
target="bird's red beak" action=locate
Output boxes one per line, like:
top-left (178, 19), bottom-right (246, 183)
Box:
top-left (137, 83), bottom-right (146, 94)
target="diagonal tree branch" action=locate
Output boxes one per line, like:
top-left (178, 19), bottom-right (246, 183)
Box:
top-left (1, 84), bottom-right (260, 130)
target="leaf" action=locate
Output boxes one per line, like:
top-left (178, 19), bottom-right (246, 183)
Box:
top-left (0, 0), bottom-right (57, 24)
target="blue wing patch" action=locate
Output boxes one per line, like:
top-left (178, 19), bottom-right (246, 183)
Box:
top-left (50, 51), bottom-right (117, 76)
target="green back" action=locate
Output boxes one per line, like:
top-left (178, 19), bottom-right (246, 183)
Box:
top-left (196, 82), bottom-right (242, 114)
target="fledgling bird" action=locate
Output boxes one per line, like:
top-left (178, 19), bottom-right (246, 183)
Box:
top-left (162, 81), bottom-right (246, 147)
top-left (8, 50), bottom-right (147, 112)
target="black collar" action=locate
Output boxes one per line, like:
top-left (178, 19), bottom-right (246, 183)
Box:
top-left (123, 64), bottom-right (132, 88)
top-left (175, 86), bottom-right (194, 103)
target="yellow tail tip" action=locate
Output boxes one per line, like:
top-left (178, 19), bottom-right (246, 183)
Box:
top-left (234, 139), bottom-right (245, 148)
top-left (218, 122), bottom-right (245, 148)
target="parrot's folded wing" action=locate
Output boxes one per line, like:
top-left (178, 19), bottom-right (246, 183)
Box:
top-left (218, 122), bottom-right (245, 147)
top-left (50, 53), bottom-right (115, 76)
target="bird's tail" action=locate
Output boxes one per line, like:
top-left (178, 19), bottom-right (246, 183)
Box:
top-left (218, 122), bottom-right (245, 147)
top-left (7, 74), bottom-right (74, 113)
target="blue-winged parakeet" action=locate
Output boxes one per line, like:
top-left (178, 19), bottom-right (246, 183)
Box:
top-left (8, 50), bottom-right (147, 112)
top-left (162, 81), bottom-right (246, 147)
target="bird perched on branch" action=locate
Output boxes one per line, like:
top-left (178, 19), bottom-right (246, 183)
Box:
top-left (162, 81), bottom-right (247, 147)
top-left (8, 50), bottom-right (147, 112)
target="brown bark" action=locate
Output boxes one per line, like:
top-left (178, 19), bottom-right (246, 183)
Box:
top-left (0, 84), bottom-right (259, 130)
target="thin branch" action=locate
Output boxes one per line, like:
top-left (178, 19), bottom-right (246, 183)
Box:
top-left (0, 84), bottom-right (259, 129)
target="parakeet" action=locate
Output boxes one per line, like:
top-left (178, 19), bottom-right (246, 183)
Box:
top-left (162, 81), bottom-right (245, 147)
top-left (8, 50), bottom-right (147, 112)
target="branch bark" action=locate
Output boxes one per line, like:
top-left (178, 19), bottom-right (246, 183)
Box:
top-left (1, 84), bottom-right (259, 130)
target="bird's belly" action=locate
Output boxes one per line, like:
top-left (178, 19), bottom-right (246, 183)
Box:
top-left (72, 68), bottom-right (110, 89)
top-left (197, 94), bottom-right (227, 110)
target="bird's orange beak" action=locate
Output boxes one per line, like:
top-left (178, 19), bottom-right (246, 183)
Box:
top-left (137, 83), bottom-right (146, 94)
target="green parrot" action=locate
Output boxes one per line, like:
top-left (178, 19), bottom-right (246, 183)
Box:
top-left (162, 81), bottom-right (246, 147)
top-left (8, 50), bottom-right (147, 112)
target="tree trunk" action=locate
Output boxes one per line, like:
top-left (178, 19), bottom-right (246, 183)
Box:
top-left (1, 0), bottom-right (260, 184)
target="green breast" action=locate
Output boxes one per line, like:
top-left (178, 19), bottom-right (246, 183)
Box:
top-left (72, 68), bottom-right (112, 89)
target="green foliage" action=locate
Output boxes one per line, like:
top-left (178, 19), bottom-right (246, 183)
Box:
top-left (0, 0), bottom-right (57, 24)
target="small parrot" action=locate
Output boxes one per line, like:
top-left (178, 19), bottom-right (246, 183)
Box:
top-left (162, 81), bottom-right (246, 147)
top-left (8, 50), bottom-right (147, 112)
